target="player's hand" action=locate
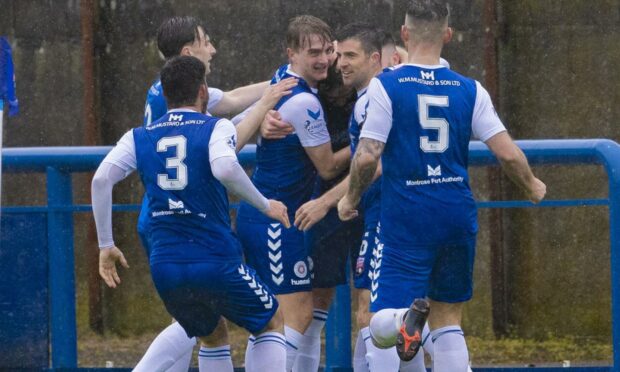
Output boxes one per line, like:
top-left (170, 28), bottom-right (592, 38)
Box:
top-left (337, 194), bottom-right (359, 221)
top-left (294, 198), bottom-right (330, 231)
top-left (258, 77), bottom-right (298, 109)
top-left (264, 199), bottom-right (291, 229)
top-left (527, 177), bottom-right (546, 204)
top-left (99, 246), bottom-right (129, 288)
top-left (261, 110), bottom-right (294, 139)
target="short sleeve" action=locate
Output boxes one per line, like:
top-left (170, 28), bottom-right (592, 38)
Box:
top-left (278, 93), bottom-right (331, 147)
top-left (472, 81), bottom-right (506, 142)
top-left (360, 78), bottom-right (393, 143)
top-left (209, 119), bottom-right (238, 162)
top-left (102, 130), bottom-right (137, 174)
top-left (207, 87), bottom-right (225, 112)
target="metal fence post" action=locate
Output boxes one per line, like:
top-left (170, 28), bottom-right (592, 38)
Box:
top-left (599, 141), bottom-right (620, 372)
top-left (46, 166), bottom-right (77, 368)
top-left (325, 282), bottom-right (352, 371)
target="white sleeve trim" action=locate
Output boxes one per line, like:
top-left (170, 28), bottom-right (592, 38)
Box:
top-left (278, 93), bottom-right (331, 147)
top-left (360, 78), bottom-right (392, 144)
top-left (472, 81), bottom-right (507, 142)
top-left (209, 119), bottom-right (238, 162)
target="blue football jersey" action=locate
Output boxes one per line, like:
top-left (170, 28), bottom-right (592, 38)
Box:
top-left (133, 111), bottom-right (242, 264)
top-left (237, 66), bottom-right (319, 222)
top-left (349, 90), bottom-right (381, 226)
top-left (143, 79), bottom-right (167, 127)
top-left (376, 65), bottom-right (478, 247)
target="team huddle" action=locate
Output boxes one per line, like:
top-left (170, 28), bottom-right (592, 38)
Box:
top-left (91, 1), bottom-right (546, 371)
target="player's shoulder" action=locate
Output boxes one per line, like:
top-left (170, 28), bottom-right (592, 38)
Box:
top-left (354, 91), bottom-right (369, 112)
top-left (213, 117), bottom-right (235, 130)
top-left (147, 78), bottom-right (162, 97)
top-left (353, 94), bottom-right (369, 124)
top-left (288, 90), bottom-right (320, 105)
top-left (279, 91), bottom-right (322, 120)
top-left (271, 64), bottom-right (291, 83)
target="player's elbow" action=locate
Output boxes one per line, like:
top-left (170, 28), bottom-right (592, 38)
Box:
top-left (91, 170), bottom-right (109, 194)
top-left (212, 165), bottom-right (234, 184)
top-left (212, 157), bottom-right (243, 186)
top-left (353, 152), bottom-right (378, 173)
top-left (495, 145), bottom-right (523, 168)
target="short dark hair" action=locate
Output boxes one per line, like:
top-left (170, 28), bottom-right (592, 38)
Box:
top-left (287, 15), bottom-right (333, 51)
top-left (160, 56), bottom-right (206, 108)
top-left (157, 16), bottom-right (208, 59)
top-left (335, 22), bottom-right (383, 57)
top-left (406, 0), bottom-right (450, 23)
top-left (380, 30), bottom-right (396, 49)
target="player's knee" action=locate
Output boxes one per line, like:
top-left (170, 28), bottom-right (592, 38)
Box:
top-left (369, 308), bottom-right (399, 349)
top-left (293, 299), bottom-right (314, 330)
top-left (264, 308), bottom-right (284, 333)
top-left (312, 287), bottom-right (335, 310)
top-left (211, 317), bottom-right (229, 341)
top-left (198, 317), bottom-right (229, 347)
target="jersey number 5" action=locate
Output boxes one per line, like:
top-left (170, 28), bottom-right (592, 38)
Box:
top-left (157, 136), bottom-right (188, 190)
top-left (418, 95), bottom-right (449, 153)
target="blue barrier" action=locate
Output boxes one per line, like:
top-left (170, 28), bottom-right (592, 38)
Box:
top-left (1, 139), bottom-right (619, 371)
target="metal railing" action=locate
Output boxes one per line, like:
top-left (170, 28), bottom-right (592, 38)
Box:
top-left (2, 139), bottom-right (619, 372)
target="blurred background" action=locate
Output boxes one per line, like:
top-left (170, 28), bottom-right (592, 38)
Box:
top-left (0, 0), bottom-right (619, 367)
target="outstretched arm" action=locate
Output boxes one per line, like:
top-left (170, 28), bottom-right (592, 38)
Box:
top-left (210, 81), bottom-right (270, 117)
top-left (338, 138), bottom-right (385, 221)
top-left (233, 78), bottom-right (297, 151)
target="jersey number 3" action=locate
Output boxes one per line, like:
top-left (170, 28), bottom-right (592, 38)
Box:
top-left (157, 136), bottom-right (188, 190)
top-left (418, 95), bottom-right (449, 153)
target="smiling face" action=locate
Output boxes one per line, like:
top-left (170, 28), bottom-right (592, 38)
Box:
top-left (288, 34), bottom-right (334, 87)
top-left (337, 38), bottom-right (379, 91)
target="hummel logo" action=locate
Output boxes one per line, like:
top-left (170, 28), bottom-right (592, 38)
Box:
top-left (226, 135), bottom-right (237, 150)
top-left (169, 114), bottom-right (183, 121)
top-left (427, 165), bottom-right (442, 177)
top-left (307, 108), bottom-right (321, 120)
top-left (168, 198), bottom-right (184, 209)
top-left (421, 70), bottom-right (435, 81)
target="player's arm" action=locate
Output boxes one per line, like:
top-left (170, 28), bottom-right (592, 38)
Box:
top-left (209, 81), bottom-right (270, 117)
top-left (472, 81), bottom-right (546, 203)
top-left (91, 131), bottom-right (134, 288)
top-left (294, 162), bottom-right (382, 231)
top-left (231, 78), bottom-right (297, 151)
top-left (339, 138), bottom-right (384, 221)
top-left (259, 110), bottom-right (295, 140)
top-left (485, 133), bottom-right (546, 203)
top-left (280, 93), bottom-right (351, 180)
top-left (305, 144), bottom-right (351, 180)
top-left (209, 119), bottom-right (290, 227)
top-left (339, 78), bottom-right (391, 221)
